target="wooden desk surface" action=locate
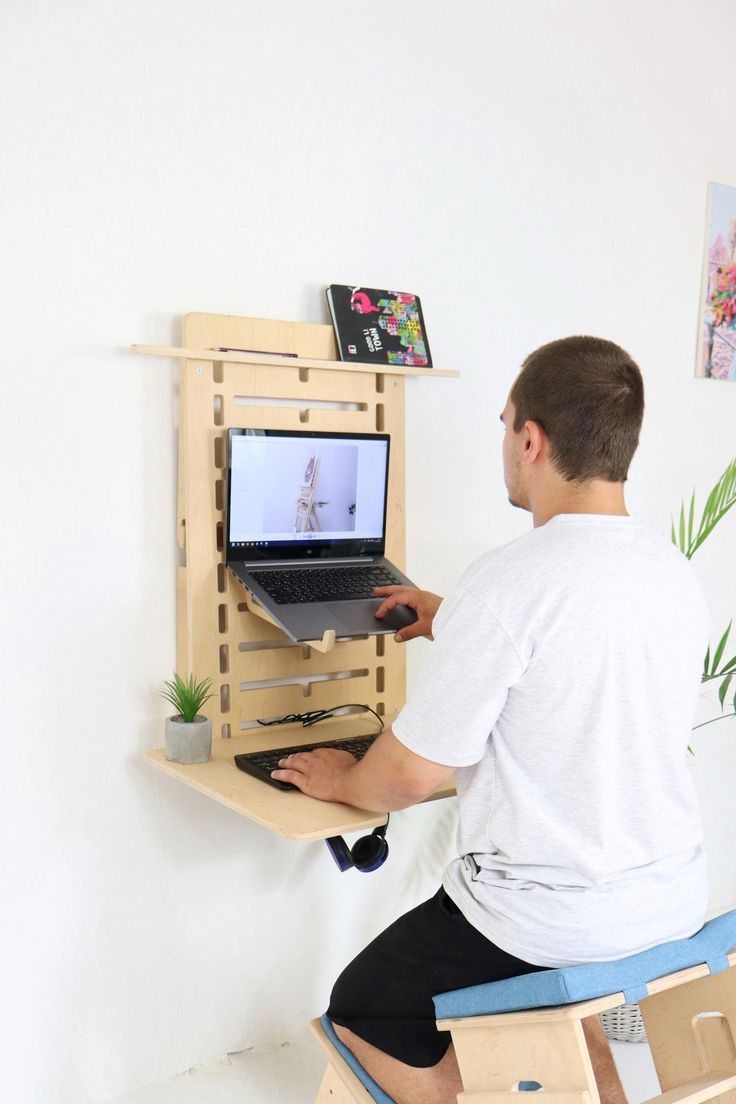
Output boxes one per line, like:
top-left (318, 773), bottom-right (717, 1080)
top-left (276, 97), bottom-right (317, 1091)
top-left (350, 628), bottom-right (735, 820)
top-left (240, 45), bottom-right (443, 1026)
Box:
top-left (146, 717), bottom-right (455, 840)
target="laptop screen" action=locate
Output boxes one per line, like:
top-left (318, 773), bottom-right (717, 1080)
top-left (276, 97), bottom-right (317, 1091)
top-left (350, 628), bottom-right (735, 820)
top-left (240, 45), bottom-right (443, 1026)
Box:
top-left (226, 429), bottom-right (390, 562)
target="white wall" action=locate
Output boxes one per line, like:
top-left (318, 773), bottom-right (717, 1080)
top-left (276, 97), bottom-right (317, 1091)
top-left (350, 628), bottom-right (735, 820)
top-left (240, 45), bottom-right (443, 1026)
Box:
top-left (3, 2), bottom-right (736, 1101)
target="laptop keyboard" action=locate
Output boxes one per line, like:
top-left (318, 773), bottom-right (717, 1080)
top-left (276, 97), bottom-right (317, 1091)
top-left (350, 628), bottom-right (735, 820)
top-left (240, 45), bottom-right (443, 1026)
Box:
top-left (249, 566), bottom-right (400, 605)
top-left (234, 733), bottom-right (379, 791)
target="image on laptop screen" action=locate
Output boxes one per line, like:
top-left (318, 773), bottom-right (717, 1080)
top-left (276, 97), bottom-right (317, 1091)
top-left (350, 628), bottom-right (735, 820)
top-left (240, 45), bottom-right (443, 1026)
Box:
top-left (226, 429), bottom-right (390, 560)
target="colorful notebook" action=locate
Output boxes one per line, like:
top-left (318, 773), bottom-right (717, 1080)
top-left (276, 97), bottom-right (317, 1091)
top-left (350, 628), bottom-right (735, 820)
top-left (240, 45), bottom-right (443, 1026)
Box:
top-left (326, 285), bottom-right (432, 368)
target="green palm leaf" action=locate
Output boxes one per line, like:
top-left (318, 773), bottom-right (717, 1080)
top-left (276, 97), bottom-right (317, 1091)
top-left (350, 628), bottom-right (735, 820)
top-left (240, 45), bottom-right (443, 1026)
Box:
top-left (673, 458), bottom-right (736, 559)
top-left (712, 621), bottom-right (732, 674)
top-left (720, 654), bottom-right (736, 676)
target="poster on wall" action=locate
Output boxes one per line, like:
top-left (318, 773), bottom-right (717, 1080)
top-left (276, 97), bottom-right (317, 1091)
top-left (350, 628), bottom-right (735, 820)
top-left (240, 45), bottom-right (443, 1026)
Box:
top-left (697, 182), bottom-right (736, 380)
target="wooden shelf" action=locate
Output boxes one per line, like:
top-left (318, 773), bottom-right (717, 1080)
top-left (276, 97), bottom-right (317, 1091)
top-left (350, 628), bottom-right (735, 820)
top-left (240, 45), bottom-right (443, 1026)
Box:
top-left (147, 716), bottom-right (455, 841)
top-left (131, 343), bottom-right (460, 379)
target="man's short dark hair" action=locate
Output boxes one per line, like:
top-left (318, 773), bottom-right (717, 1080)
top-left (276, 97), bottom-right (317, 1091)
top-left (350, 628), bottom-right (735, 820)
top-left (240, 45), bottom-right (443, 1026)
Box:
top-left (510, 336), bottom-right (644, 482)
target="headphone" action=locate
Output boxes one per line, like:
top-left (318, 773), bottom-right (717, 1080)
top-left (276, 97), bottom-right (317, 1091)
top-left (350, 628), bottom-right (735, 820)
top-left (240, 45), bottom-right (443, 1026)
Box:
top-left (324, 817), bottom-right (389, 873)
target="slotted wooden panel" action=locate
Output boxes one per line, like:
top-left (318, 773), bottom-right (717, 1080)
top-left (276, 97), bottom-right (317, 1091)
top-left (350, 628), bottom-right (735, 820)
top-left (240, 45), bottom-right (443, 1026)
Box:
top-left (178, 311), bottom-right (407, 741)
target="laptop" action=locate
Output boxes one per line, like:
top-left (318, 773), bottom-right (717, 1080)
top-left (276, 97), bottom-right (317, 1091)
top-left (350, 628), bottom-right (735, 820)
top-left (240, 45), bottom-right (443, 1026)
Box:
top-left (225, 428), bottom-right (419, 642)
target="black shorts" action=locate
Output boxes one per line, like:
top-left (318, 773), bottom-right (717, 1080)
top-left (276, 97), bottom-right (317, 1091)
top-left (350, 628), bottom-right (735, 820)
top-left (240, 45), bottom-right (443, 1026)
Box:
top-left (327, 887), bottom-right (547, 1068)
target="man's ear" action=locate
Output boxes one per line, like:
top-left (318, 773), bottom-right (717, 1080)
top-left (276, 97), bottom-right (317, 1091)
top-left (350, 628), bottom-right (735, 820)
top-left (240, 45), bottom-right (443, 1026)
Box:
top-left (522, 420), bottom-right (547, 465)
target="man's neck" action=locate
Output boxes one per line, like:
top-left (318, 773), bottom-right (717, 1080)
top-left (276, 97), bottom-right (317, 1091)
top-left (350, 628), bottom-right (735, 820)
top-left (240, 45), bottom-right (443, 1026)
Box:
top-left (531, 481), bottom-right (629, 528)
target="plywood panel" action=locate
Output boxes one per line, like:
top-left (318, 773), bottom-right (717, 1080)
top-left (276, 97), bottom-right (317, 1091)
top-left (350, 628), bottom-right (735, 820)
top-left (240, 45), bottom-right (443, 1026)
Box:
top-left (178, 312), bottom-right (408, 743)
top-left (144, 311), bottom-right (442, 837)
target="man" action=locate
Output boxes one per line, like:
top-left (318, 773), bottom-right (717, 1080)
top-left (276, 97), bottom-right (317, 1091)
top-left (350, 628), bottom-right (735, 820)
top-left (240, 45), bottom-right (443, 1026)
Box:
top-left (272, 336), bottom-right (711, 1104)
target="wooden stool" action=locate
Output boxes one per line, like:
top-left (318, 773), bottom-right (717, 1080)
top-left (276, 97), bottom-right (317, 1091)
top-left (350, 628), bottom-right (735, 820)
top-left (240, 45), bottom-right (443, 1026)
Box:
top-left (310, 911), bottom-right (736, 1104)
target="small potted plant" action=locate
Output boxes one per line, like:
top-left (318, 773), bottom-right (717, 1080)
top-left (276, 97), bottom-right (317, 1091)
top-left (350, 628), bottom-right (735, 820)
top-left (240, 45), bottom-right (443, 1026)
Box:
top-left (161, 672), bottom-right (214, 764)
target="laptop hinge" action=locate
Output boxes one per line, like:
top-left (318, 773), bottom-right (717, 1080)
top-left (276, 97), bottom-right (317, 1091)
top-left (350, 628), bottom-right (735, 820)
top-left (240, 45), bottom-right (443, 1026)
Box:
top-left (242, 556), bottom-right (377, 568)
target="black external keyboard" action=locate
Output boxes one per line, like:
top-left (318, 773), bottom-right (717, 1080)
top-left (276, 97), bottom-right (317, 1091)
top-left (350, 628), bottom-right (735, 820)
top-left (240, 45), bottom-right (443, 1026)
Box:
top-left (249, 566), bottom-right (400, 605)
top-left (234, 733), bottom-right (379, 791)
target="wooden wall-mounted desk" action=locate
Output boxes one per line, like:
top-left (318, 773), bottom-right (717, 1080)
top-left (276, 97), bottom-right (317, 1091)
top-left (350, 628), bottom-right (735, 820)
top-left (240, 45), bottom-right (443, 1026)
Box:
top-left (134, 312), bottom-right (459, 839)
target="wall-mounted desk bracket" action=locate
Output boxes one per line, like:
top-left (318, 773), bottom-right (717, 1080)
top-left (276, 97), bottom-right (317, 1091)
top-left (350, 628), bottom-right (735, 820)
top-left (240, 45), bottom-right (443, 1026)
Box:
top-left (241, 589), bottom-right (337, 655)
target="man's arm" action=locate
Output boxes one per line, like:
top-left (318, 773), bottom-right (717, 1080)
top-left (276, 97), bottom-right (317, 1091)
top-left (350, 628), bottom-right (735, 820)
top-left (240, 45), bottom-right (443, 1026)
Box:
top-left (270, 726), bottom-right (454, 812)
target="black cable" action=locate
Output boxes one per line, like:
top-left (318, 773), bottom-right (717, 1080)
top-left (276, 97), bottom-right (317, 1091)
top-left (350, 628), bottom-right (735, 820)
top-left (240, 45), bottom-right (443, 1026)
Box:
top-left (256, 703), bottom-right (385, 732)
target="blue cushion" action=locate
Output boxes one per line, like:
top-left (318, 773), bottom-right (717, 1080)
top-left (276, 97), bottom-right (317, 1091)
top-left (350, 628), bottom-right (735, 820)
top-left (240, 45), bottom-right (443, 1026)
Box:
top-left (320, 1014), bottom-right (396, 1104)
top-left (433, 910), bottom-right (736, 1020)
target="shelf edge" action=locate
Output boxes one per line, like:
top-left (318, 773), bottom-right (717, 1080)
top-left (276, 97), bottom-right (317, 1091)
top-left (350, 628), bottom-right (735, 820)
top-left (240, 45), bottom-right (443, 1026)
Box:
top-left (131, 343), bottom-right (460, 379)
top-left (145, 748), bottom-right (455, 841)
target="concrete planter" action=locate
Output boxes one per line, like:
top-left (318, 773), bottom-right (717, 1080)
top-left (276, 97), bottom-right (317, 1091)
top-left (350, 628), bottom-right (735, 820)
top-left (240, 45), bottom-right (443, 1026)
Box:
top-left (165, 715), bottom-right (212, 764)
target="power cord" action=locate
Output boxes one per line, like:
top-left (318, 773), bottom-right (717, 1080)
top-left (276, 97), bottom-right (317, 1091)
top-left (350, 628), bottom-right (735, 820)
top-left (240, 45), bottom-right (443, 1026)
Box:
top-left (256, 704), bottom-right (385, 731)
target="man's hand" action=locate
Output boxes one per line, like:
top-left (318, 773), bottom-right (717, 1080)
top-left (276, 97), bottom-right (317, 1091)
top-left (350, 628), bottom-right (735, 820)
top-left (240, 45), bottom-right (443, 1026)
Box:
top-left (374, 586), bottom-right (443, 642)
top-left (270, 729), bottom-right (454, 812)
top-left (271, 747), bottom-right (356, 800)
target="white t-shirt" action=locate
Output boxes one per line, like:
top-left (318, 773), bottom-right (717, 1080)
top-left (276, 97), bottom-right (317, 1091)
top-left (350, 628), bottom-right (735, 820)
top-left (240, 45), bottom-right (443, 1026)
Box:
top-left (393, 514), bottom-right (711, 967)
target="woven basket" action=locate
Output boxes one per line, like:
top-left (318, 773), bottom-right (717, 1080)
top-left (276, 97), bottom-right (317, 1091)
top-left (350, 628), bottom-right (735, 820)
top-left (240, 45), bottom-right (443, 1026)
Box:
top-left (600, 1003), bottom-right (647, 1043)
